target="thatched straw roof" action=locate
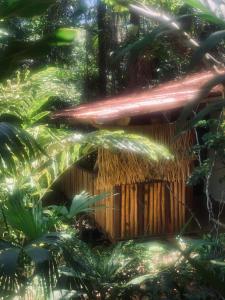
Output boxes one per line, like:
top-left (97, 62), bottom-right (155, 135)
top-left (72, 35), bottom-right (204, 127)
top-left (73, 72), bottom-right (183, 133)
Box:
top-left (96, 124), bottom-right (194, 189)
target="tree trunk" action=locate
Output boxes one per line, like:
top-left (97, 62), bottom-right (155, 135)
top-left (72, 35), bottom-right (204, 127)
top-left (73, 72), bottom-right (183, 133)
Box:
top-left (127, 12), bottom-right (140, 89)
top-left (97, 0), bottom-right (107, 97)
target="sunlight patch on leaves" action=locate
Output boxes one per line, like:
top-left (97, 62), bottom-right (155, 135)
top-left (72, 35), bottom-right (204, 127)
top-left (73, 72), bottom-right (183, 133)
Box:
top-left (78, 130), bottom-right (173, 162)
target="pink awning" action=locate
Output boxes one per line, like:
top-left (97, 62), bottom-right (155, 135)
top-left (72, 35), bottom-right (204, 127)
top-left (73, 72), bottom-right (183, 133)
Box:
top-left (53, 70), bottom-right (224, 125)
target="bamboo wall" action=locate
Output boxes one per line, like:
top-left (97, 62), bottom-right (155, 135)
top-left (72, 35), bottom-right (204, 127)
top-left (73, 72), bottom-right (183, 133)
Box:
top-left (114, 181), bottom-right (192, 240)
top-left (57, 166), bottom-right (192, 240)
top-left (57, 166), bottom-right (115, 238)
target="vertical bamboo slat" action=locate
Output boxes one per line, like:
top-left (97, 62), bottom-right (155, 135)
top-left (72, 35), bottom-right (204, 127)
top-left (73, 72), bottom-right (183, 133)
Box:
top-left (125, 185), bottom-right (130, 237)
top-left (134, 184), bottom-right (138, 237)
top-left (113, 187), bottom-right (121, 240)
top-left (174, 181), bottom-right (178, 232)
top-left (178, 181), bottom-right (182, 229)
top-left (157, 183), bottom-right (161, 233)
top-left (130, 185), bottom-right (134, 237)
top-left (182, 183), bottom-right (186, 225)
top-left (153, 183), bottom-right (157, 234)
top-left (121, 185), bottom-right (125, 239)
top-left (144, 184), bottom-right (149, 234)
top-left (170, 183), bottom-right (174, 233)
top-left (161, 183), bottom-right (166, 233)
top-left (149, 183), bottom-right (154, 234)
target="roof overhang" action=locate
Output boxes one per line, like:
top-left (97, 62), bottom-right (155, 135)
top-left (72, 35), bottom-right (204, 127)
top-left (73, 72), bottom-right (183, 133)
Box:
top-left (53, 69), bottom-right (224, 126)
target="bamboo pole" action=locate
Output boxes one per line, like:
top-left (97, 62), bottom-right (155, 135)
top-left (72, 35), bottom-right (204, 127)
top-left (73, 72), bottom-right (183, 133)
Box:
top-left (144, 183), bottom-right (149, 234)
top-left (130, 184), bottom-right (134, 237)
top-left (157, 182), bottom-right (162, 233)
top-left (125, 184), bottom-right (130, 238)
top-left (161, 183), bottom-right (166, 233)
top-left (174, 182), bottom-right (178, 232)
top-left (121, 185), bottom-right (125, 239)
top-left (170, 183), bottom-right (174, 233)
top-left (149, 183), bottom-right (154, 234)
top-left (134, 184), bottom-right (138, 237)
top-left (178, 181), bottom-right (182, 229)
top-left (182, 183), bottom-right (186, 225)
top-left (154, 183), bottom-right (158, 234)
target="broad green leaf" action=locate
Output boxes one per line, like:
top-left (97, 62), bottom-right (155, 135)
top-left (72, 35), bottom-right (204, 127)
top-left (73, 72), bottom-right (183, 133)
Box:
top-left (185, 0), bottom-right (208, 11)
top-left (54, 28), bottom-right (77, 43)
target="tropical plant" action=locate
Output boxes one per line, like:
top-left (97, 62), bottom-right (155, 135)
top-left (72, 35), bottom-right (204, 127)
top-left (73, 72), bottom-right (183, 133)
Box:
top-left (56, 241), bottom-right (150, 299)
top-left (0, 0), bottom-right (78, 183)
top-left (0, 0), bottom-right (80, 79)
top-left (0, 189), bottom-right (108, 298)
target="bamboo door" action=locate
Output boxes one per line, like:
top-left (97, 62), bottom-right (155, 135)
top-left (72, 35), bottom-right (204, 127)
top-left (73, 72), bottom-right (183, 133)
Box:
top-left (113, 180), bottom-right (189, 240)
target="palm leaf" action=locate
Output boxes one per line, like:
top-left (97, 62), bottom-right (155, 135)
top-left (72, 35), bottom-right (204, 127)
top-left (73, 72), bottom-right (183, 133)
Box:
top-left (49, 191), bottom-right (109, 220)
top-left (78, 130), bottom-right (173, 161)
top-left (3, 191), bottom-right (51, 241)
top-left (0, 122), bottom-right (44, 174)
top-left (68, 191), bottom-right (109, 218)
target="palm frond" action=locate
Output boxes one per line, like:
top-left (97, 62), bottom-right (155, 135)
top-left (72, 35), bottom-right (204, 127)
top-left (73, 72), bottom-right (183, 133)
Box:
top-left (3, 190), bottom-right (52, 241)
top-left (49, 191), bottom-right (110, 221)
top-left (78, 130), bottom-right (173, 162)
top-left (0, 122), bottom-right (44, 174)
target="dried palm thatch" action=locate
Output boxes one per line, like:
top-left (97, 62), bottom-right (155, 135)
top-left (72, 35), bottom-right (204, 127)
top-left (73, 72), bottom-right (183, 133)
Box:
top-left (96, 124), bottom-right (194, 190)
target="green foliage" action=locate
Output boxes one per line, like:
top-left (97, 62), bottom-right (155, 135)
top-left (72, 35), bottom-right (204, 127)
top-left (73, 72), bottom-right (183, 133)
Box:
top-left (48, 191), bottom-right (109, 221)
top-left (57, 241), bottom-right (150, 299)
top-left (0, 122), bottom-right (43, 174)
top-left (3, 190), bottom-right (53, 240)
top-left (0, 0), bottom-right (55, 18)
top-left (185, 0), bottom-right (225, 26)
top-left (0, 28), bottom-right (77, 80)
top-left (0, 189), bottom-right (109, 298)
top-left (79, 130), bottom-right (173, 161)
top-left (0, 68), bottom-right (79, 179)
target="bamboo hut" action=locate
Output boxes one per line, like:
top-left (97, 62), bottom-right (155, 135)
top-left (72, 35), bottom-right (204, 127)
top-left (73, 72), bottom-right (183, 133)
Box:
top-left (53, 70), bottom-right (224, 241)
